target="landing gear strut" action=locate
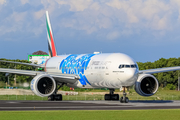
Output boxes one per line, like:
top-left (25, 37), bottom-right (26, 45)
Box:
top-left (120, 87), bottom-right (129, 103)
top-left (104, 89), bottom-right (119, 101)
top-left (48, 83), bottom-right (64, 101)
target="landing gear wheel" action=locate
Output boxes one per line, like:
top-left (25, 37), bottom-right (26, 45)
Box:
top-left (120, 97), bottom-right (129, 103)
top-left (48, 94), bottom-right (62, 101)
top-left (104, 89), bottom-right (119, 101)
top-left (105, 94), bottom-right (111, 100)
top-left (120, 87), bottom-right (129, 103)
top-left (125, 97), bottom-right (129, 103)
top-left (120, 97), bottom-right (123, 103)
top-left (48, 83), bottom-right (64, 101)
top-left (48, 95), bottom-right (54, 101)
top-left (111, 94), bottom-right (119, 100)
top-left (54, 94), bottom-right (62, 101)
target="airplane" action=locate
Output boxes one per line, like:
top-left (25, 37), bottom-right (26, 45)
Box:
top-left (1, 11), bottom-right (180, 103)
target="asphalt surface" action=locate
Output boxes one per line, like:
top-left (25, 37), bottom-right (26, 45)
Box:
top-left (0, 100), bottom-right (180, 111)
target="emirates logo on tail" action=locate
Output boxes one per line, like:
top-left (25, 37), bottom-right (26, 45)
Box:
top-left (46, 11), bottom-right (57, 57)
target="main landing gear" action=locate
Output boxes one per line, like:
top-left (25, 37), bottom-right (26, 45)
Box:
top-left (120, 87), bottom-right (129, 103)
top-left (104, 87), bottom-right (129, 103)
top-left (104, 89), bottom-right (119, 101)
top-left (48, 83), bottom-right (64, 101)
top-left (48, 94), bottom-right (62, 101)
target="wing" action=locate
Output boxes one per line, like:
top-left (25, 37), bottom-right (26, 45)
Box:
top-left (139, 66), bottom-right (180, 74)
top-left (0, 60), bottom-right (44, 67)
top-left (0, 68), bottom-right (79, 84)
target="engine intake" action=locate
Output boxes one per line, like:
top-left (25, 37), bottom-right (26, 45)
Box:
top-left (31, 74), bottom-right (56, 97)
top-left (135, 74), bottom-right (159, 96)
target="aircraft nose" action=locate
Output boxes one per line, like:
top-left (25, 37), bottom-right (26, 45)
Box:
top-left (126, 69), bottom-right (137, 79)
top-left (122, 68), bottom-right (138, 86)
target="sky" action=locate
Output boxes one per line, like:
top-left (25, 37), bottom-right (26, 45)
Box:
top-left (1, 0), bottom-right (180, 62)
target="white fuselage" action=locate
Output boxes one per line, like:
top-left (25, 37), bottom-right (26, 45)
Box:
top-left (45, 53), bottom-right (139, 88)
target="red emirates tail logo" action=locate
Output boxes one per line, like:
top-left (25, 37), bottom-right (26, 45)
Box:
top-left (46, 11), bottom-right (57, 57)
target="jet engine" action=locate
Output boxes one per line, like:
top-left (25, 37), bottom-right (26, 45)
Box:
top-left (30, 74), bottom-right (56, 97)
top-left (135, 74), bottom-right (159, 96)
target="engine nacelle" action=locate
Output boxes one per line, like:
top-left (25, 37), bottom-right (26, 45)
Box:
top-left (30, 74), bottom-right (56, 97)
top-left (135, 74), bottom-right (159, 96)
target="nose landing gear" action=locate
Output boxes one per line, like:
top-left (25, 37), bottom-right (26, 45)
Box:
top-left (120, 87), bottom-right (129, 103)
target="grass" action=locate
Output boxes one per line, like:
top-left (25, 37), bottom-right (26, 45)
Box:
top-left (0, 89), bottom-right (180, 120)
top-left (1, 88), bottom-right (180, 101)
top-left (0, 95), bottom-right (48, 101)
top-left (0, 109), bottom-right (180, 120)
top-left (0, 94), bottom-right (104, 101)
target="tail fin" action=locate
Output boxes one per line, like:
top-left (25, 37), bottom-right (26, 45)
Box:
top-left (46, 11), bottom-right (57, 57)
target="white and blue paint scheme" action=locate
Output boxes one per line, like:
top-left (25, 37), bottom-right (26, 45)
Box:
top-left (45, 53), bottom-right (138, 89)
top-left (1, 11), bottom-right (180, 103)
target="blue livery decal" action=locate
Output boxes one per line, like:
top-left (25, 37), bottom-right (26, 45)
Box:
top-left (79, 73), bottom-right (87, 85)
top-left (59, 54), bottom-right (95, 85)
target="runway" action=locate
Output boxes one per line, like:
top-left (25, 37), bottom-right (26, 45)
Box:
top-left (0, 100), bottom-right (180, 111)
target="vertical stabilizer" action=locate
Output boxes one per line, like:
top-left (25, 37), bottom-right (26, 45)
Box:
top-left (46, 11), bottom-right (57, 57)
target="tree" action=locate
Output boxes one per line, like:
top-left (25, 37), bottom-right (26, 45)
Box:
top-left (32, 50), bottom-right (48, 55)
top-left (137, 57), bottom-right (180, 88)
top-left (0, 59), bottom-right (34, 86)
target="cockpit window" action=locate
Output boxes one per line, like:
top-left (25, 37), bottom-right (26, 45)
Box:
top-left (131, 65), bottom-right (136, 68)
top-left (119, 64), bottom-right (137, 69)
top-left (119, 65), bottom-right (125, 68)
top-left (125, 65), bottom-right (130, 68)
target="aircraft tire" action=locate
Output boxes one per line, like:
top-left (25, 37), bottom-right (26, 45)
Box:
top-left (111, 94), bottom-right (119, 100)
top-left (54, 94), bottom-right (62, 101)
top-left (48, 95), bottom-right (54, 101)
top-left (120, 97), bottom-right (123, 103)
top-left (104, 94), bottom-right (111, 100)
top-left (125, 97), bottom-right (129, 103)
